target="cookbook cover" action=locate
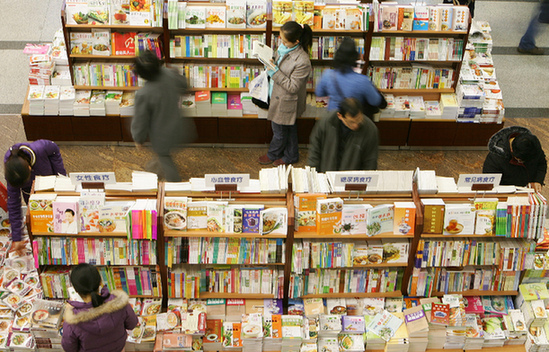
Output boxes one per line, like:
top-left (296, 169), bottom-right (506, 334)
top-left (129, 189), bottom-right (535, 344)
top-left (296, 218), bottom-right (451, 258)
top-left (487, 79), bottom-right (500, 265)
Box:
top-left (316, 198), bottom-right (343, 236)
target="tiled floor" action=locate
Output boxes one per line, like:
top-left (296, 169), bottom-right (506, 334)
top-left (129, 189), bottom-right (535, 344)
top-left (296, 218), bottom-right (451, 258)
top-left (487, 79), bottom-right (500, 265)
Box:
top-left (1, 0), bottom-right (549, 200)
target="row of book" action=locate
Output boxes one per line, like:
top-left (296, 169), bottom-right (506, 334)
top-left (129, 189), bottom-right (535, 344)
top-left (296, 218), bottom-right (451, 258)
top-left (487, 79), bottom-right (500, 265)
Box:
top-left (374, 3), bottom-right (469, 32)
top-left (33, 237), bottom-right (157, 266)
top-left (174, 64), bottom-right (263, 89)
top-left (70, 31), bottom-right (162, 58)
top-left (409, 267), bottom-right (521, 297)
top-left (65, 0), bottom-right (163, 27)
top-left (272, 35), bottom-right (365, 61)
top-left (165, 237), bottom-right (285, 266)
top-left (72, 61), bottom-right (141, 87)
top-left (29, 192), bottom-right (157, 239)
top-left (167, 265), bottom-right (284, 299)
top-left (415, 238), bottom-right (534, 270)
top-left (291, 239), bottom-right (410, 273)
top-left (170, 34), bottom-right (265, 59)
top-left (39, 265), bottom-right (162, 299)
top-left (163, 197), bottom-right (288, 235)
top-left (369, 37), bottom-right (464, 62)
top-left (289, 268), bottom-right (402, 298)
top-left (367, 65), bottom-right (456, 90)
top-left (380, 94), bottom-right (457, 119)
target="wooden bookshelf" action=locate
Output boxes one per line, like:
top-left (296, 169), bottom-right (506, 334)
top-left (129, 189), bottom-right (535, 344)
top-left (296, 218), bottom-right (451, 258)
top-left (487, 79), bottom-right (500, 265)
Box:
top-left (32, 231), bottom-right (128, 237)
top-left (73, 85), bottom-right (141, 91)
top-left (294, 233), bottom-right (414, 239)
top-left (197, 293), bottom-right (275, 299)
top-left (66, 24), bottom-right (163, 31)
top-left (308, 263), bottom-right (408, 269)
top-left (164, 230), bottom-right (287, 239)
top-left (301, 291), bottom-right (404, 299)
top-left (372, 29), bottom-right (468, 36)
top-left (431, 290), bottom-right (518, 297)
top-left (70, 54), bottom-right (136, 59)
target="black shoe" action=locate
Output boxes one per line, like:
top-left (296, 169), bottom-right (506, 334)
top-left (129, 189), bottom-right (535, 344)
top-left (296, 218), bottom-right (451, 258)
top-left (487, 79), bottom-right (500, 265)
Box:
top-left (517, 46), bottom-right (544, 55)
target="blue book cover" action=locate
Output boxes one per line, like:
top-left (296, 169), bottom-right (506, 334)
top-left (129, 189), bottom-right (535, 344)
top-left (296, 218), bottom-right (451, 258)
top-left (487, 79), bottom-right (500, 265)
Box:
top-left (242, 206), bottom-right (263, 233)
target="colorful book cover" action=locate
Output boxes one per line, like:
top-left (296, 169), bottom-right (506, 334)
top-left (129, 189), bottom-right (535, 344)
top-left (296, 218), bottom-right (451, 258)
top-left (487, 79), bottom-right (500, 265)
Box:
top-left (452, 6), bottom-right (469, 31)
top-left (412, 6), bottom-right (429, 31)
top-left (207, 201), bottom-right (226, 232)
top-left (393, 202), bottom-right (416, 235)
top-left (430, 303), bottom-right (450, 325)
top-left (341, 204), bottom-right (370, 235)
top-left (443, 203), bottom-right (475, 235)
top-left (464, 296), bottom-right (484, 314)
top-left (98, 201), bottom-right (134, 233)
top-left (52, 196), bottom-right (80, 234)
top-left (316, 198), bottom-right (343, 235)
top-left (66, 1), bottom-right (89, 25)
top-left (381, 5), bottom-right (398, 31)
top-left (294, 193), bottom-right (326, 233)
top-left (272, 0), bottom-right (293, 27)
top-left (367, 204), bottom-right (394, 236)
top-left (129, 0), bottom-right (151, 26)
top-left (421, 198), bottom-right (445, 234)
top-left (164, 196), bottom-right (187, 231)
top-left (367, 310), bottom-right (403, 341)
top-left (28, 193), bottom-right (56, 233)
top-left (88, 0), bottom-right (109, 24)
top-left (246, 0), bottom-right (267, 28)
top-left (439, 6), bottom-right (453, 31)
top-left (226, 0), bottom-right (246, 28)
top-left (242, 206), bottom-right (264, 233)
top-left (293, 1), bottom-right (314, 26)
top-left (110, 0), bottom-right (130, 25)
top-left (205, 6), bottom-right (226, 29)
top-left (428, 6), bottom-right (441, 31)
top-left (78, 192), bottom-right (105, 232)
top-left (260, 207), bottom-right (287, 235)
top-left (187, 201), bottom-right (208, 230)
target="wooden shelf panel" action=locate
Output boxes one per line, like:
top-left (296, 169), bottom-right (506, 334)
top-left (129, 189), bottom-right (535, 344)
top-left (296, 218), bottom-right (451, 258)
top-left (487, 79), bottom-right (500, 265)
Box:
top-left (195, 293), bottom-right (275, 299)
top-left (294, 232), bottom-right (413, 239)
top-left (164, 230), bottom-right (286, 239)
top-left (74, 85), bottom-right (141, 91)
top-left (301, 291), bottom-right (403, 298)
top-left (431, 290), bottom-right (517, 296)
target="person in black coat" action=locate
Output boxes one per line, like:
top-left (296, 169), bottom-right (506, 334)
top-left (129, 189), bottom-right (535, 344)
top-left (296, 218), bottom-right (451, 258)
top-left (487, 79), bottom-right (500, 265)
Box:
top-left (483, 126), bottom-right (547, 192)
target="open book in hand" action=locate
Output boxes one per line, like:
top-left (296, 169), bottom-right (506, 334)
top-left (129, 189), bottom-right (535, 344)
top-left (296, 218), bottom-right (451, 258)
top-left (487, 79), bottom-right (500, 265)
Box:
top-left (252, 41), bottom-right (276, 71)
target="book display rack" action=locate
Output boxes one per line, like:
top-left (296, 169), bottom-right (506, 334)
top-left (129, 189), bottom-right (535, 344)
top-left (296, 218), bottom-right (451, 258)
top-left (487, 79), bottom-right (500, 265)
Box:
top-left (20, 0), bottom-right (503, 147)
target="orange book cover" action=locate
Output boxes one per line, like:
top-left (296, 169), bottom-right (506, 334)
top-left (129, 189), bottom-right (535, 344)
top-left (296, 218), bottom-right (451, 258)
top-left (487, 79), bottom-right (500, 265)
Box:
top-left (316, 198), bottom-right (343, 235)
top-left (294, 193), bottom-right (326, 233)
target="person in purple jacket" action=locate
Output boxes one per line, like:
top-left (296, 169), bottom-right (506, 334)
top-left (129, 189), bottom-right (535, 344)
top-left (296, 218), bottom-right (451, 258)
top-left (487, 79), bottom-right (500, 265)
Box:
top-left (62, 263), bottom-right (138, 352)
top-left (4, 140), bottom-right (66, 255)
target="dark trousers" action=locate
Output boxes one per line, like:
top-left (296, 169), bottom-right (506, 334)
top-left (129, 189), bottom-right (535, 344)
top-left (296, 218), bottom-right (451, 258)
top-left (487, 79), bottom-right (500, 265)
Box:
top-left (267, 121), bottom-right (299, 164)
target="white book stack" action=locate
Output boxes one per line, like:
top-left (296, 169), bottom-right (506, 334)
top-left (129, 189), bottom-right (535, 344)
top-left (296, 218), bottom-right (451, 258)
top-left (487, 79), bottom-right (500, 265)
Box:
top-left (28, 85), bottom-right (46, 115)
top-left (424, 101), bottom-right (442, 118)
top-left (181, 94), bottom-right (197, 117)
top-left (51, 66), bottom-right (72, 86)
top-left (132, 171), bottom-right (158, 191)
top-left (43, 85), bottom-right (60, 115)
top-left (240, 92), bottom-right (257, 115)
top-left (89, 90), bottom-right (106, 116)
top-left (445, 326), bottom-right (467, 350)
top-left (427, 324), bottom-right (446, 350)
top-left (439, 93), bottom-right (458, 120)
top-left (456, 84), bottom-right (485, 123)
top-left (28, 54), bottom-right (54, 85)
top-left (119, 92), bottom-right (135, 116)
top-left (408, 96), bottom-right (426, 119)
top-left (59, 86), bottom-right (75, 116)
top-left (259, 165), bottom-right (288, 193)
top-left (393, 96), bottom-right (410, 118)
top-left (416, 169), bottom-right (438, 194)
top-left (380, 94), bottom-right (395, 118)
top-left (105, 91), bottom-right (123, 115)
top-left (51, 28), bottom-right (69, 66)
top-left (73, 90), bottom-right (91, 116)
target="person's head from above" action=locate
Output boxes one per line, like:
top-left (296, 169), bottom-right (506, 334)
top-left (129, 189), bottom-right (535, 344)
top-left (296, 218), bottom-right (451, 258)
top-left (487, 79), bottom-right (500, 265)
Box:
top-left (70, 263), bottom-right (106, 307)
top-left (280, 21), bottom-right (312, 52)
top-left (65, 209), bottom-right (75, 223)
top-left (4, 148), bottom-right (32, 188)
top-left (133, 50), bottom-right (161, 81)
top-left (333, 37), bottom-right (360, 72)
top-left (337, 98), bottom-right (364, 131)
top-left (510, 133), bottom-right (542, 163)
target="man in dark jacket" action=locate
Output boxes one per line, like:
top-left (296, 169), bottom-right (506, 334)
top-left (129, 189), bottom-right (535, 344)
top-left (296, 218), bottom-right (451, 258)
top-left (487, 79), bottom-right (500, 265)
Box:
top-left (132, 51), bottom-right (196, 182)
top-left (483, 126), bottom-right (547, 192)
top-left (307, 97), bottom-right (379, 172)
top-left (4, 140), bottom-right (66, 255)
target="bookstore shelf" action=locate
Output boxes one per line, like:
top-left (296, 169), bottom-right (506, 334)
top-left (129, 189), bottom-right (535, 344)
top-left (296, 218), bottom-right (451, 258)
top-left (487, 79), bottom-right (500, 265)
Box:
top-left (169, 28), bottom-right (268, 34)
top-left (431, 290), bottom-right (518, 297)
top-left (378, 88), bottom-right (454, 94)
top-left (70, 54), bottom-right (136, 59)
top-left (369, 60), bottom-right (461, 64)
top-left (187, 87), bottom-right (250, 92)
top-left (301, 291), bottom-right (404, 299)
top-left (32, 231), bottom-right (128, 237)
top-left (164, 230), bottom-right (287, 239)
top-left (309, 263), bottom-right (408, 269)
top-left (65, 24), bottom-right (163, 32)
top-left (170, 57), bottom-right (260, 64)
top-left (273, 28), bottom-right (365, 36)
top-left (194, 293), bottom-right (276, 299)
top-left (73, 85), bottom-right (141, 91)
top-left (294, 233), bottom-right (414, 239)
top-left (420, 233), bottom-right (503, 238)
top-left (372, 30), bottom-right (467, 36)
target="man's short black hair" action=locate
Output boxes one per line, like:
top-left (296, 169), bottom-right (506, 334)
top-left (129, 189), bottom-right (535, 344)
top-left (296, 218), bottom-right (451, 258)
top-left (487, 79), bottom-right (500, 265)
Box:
top-left (512, 133), bottom-right (542, 162)
top-left (338, 97), bottom-right (362, 118)
top-left (133, 50), bottom-right (161, 81)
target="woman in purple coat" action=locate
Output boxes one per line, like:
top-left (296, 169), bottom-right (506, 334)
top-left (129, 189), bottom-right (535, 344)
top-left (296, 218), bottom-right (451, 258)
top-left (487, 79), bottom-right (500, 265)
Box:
top-left (62, 264), bottom-right (138, 352)
top-left (4, 140), bottom-right (66, 255)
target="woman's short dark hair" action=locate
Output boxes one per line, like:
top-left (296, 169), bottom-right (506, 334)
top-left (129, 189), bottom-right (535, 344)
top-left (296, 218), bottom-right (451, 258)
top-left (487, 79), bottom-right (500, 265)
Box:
top-left (281, 21), bottom-right (313, 53)
top-left (512, 133), bottom-right (542, 162)
top-left (338, 97), bottom-right (363, 117)
top-left (333, 37), bottom-right (360, 72)
top-left (65, 209), bottom-right (75, 216)
top-left (133, 50), bottom-right (161, 81)
top-left (70, 263), bottom-right (108, 308)
top-left (4, 149), bottom-right (32, 188)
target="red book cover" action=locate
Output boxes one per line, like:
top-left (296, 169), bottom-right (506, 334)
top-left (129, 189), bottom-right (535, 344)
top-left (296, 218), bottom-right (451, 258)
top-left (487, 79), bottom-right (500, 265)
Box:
top-left (431, 303), bottom-right (450, 325)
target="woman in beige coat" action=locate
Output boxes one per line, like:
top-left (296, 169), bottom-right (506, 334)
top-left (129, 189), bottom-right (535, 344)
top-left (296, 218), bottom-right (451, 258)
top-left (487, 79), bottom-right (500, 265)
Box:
top-left (258, 21), bottom-right (312, 166)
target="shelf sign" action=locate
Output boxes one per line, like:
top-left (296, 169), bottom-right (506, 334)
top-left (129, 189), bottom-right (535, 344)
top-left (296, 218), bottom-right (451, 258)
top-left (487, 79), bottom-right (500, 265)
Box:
top-left (457, 173), bottom-right (501, 191)
top-left (70, 172), bottom-right (116, 185)
top-left (334, 173), bottom-right (379, 190)
top-left (205, 174), bottom-right (250, 189)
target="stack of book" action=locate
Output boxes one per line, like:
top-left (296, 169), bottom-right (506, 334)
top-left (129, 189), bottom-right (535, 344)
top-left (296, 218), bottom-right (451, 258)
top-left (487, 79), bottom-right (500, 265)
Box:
top-left (464, 313), bottom-right (485, 350)
top-left (439, 93), bottom-right (458, 119)
top-left (195, 91), bottom-right (212, 116)
top-left (393, 96), bottom-right (410, 118)
top-left (240, 92), bottom-right (257, 115)
top-left (241, 313), bottom-right (263, 352)
top-left (28, 54), bottom-right (53, 86)
top-left (211, 92), bottom-right (227, 117)
top-left (424, 100), bottom-right (442, 118)
top-left (380, 94), bottom-right (395, 117)
top-left (73, 90), bottom-right (91, 116)
top-left (181, 94), bottom-right (197, 116)
top-left (403, 306), bottom-right (429, 352)
top-left (43, 85), bottom-right (60, 115)
top-left (119, 92), bottom-right (135, 116)
top-left (281, 315), bottom-right (303, 351)
top-left (386, 312), bottom-right (410, 352)
top-left (227, 93), bottom-right (243, 117)
top-left (59, 86), bottom-right (75, 115)
top-left (105, 91), bottom-right (123, 115)
top-left (455, 84), bottom-right (484, 123)
top-left (408, 96), bottom-right (426, 119)
top-left (89, 90), bottom-right (106, 116)
top-left (50, 67), bottom-right (72, 86)
top-left (28, 85), bottom-right (45, 115)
